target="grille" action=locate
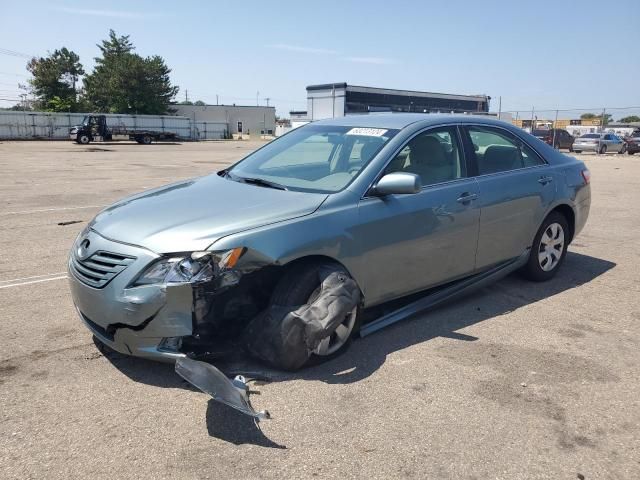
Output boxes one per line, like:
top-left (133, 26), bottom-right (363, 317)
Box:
top-left (71, 250), bottom-right (136, 288)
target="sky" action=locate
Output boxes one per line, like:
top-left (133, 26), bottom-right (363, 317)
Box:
top-left (1, 0), bottom-right (639, 118)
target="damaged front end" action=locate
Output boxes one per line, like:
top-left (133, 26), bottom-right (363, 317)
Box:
top-left (68, 227), bottom-right (277, 362)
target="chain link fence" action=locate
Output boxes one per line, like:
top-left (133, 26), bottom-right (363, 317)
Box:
top-left (499, 106), bottom-right (640, 138)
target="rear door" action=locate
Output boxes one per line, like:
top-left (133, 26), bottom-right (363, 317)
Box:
top-left (356, 125), bottom-right (480, 305)
top-left (462, 125), bottom-right (556, 270)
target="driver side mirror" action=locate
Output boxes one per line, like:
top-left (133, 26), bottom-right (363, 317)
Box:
top-left (370, 172), bottom-right (421, 196)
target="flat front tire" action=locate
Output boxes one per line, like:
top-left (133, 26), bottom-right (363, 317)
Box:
top-left (270, 261), bottom-right (360, 365)
top-left (520, 212), bottom-right (569, 282)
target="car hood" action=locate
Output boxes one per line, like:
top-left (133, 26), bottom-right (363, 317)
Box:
top-left (91, 174), bottom-right (328, 253)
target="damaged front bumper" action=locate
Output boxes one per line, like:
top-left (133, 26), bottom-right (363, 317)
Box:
top-left (68, 230), bottom-right (194, 362)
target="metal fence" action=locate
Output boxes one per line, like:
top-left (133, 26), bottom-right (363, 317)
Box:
top-left (499, 106), bottom-right (640, 137)
top-left (192, 122), bottom-right (228, 140)
top-left (0, 111), bottom-right (225, 140)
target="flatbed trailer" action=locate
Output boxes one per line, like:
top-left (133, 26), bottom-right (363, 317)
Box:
top-left (69, 114), bottom-right (179, 144)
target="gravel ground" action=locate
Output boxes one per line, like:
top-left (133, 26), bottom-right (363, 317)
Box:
top-left (0, 140), bottom-right (638, 479)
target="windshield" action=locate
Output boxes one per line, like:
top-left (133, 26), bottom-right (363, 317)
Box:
top-left (227, 124), bottom-right (398, 193)
top-left (533, 130), bottom-right (550, 136)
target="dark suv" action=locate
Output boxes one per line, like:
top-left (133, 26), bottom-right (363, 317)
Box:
top-left (624, 129), bottom-right (640, 155)
top-left (533, 129), bottom-right (575, 151)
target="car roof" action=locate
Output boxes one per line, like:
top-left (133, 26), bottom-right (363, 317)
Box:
top-left (312, 113), bottom-right (510, 130)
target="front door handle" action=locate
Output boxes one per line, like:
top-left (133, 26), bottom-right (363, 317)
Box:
top-left (456, 192), bottom-right (478, 204)
top-left (538, 175), bottom-right (554, 185)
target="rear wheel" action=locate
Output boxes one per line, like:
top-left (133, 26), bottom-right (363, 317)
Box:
top-left (141, 135), bottom-right (152, 145)
top-left (520, 212), bottom-right (569, 282)
top-left (628, 151), bottom-right (636, 155)
top-left (599, 144), bottom-right (607, 154)
top-left (270, 261), bottom-right (360, 364)
top-left (574, 150), bottom-right (582, 154)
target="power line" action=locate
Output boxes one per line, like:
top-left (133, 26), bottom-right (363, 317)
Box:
top-left (0, 71), bottom-right (28, 77)
top-left (0, 47), bottom-right (34, 58)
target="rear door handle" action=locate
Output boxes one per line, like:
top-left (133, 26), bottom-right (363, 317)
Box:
top-left (456, 192), bottom-right (478, 203)
top-left (538, 175), bottom-right (554, 185)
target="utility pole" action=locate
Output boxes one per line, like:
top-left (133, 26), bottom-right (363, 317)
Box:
top-left (185, 89), bottom-right (189, 103)
top-left (497, 96), bottom-right (502, 119)
top-left (256, 90), bottom-right (259, 106)
top-left (530, 106), bottom-right (535, 132)
top-left (552, 109), bottom-right (559, 148)
top-left (216, 94), bottom-right (219, 105)
top-left (265, 97), bottom-right (270, 107)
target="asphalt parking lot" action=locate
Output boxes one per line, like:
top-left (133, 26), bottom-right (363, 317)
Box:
top-left (1, 140), bottom-right (638, 479)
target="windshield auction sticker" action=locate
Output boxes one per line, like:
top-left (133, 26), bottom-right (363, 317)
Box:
top-left (346, 128), bottom-right (388, 137)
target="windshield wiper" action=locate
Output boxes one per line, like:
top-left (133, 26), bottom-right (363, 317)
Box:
top-left (237, 176), bottom-right (288, 191)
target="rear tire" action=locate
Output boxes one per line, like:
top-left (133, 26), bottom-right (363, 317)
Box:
top-left (520, 212), bottom-right (569, 282)
top-left (574, 150), bottom-right (582, 154)
top-left (599, 144), bottom-right (607, 154)
top-left (141, 135), bottom-right (152, 145)
top-left (270, 261), bottom-right (360, 365)
top-left (628, 151), bottom-right (635, 155)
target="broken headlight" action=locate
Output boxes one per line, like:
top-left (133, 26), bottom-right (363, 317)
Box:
top-left (132, 247), bottom-right (244, 287)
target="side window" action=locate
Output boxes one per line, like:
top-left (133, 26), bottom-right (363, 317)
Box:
top-left (385, 127), bottom-right (465, 186)
top-left (467, 126), bottom-right (544, 175)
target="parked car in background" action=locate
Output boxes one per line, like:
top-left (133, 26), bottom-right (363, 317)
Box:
top-left (625, 130), bottom-right (640, 155)
top-left (532, 129), bottom-right (574, 150)
top-left (573, 133), bottom-right (626, 154)
top-left (68, 115), bottom-right (591, 369)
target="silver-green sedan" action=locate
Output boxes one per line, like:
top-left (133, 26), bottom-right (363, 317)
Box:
top-left (68, 114), bottom-right (591, 369)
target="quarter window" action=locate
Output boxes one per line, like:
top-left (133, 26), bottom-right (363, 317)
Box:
top-left (385, 127), bottom-right (465, 186)
top-left (467, 126), bottom-right (544, 174)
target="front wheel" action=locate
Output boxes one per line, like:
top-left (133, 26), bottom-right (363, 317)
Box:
top-left (520, 212), bottom-right (569, 282)
top-left (141, 135), bottom-right (152, 145)
top-left (269, 261), bottom-right (360, 367)
top-left (77, 133), bottom-right (90, 145)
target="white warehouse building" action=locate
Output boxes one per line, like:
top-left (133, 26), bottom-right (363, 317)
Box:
top-left (171, 104), bottom-right (276, 139)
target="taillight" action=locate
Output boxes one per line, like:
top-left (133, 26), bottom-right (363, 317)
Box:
top-left (581, 169), bottom-right (591, 184)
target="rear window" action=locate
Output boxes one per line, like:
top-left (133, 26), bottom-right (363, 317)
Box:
top-left (533, 130), bottom-right (550, 137)
top-left (581, 134), bottom-right (600, 138)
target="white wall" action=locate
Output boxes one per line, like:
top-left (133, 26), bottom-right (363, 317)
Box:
top-left (172, 105), bottom-right (276, 136)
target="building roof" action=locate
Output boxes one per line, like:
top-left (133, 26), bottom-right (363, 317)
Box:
top-left (171, 104), bottom-right (275, 109)
top-left (306, 82), bottom-right (489, 102)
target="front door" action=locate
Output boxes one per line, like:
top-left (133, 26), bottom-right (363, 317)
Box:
top-left (463, 125), bottom-right (556, 270)
top-left (356, 126), bottom-right (480, 306)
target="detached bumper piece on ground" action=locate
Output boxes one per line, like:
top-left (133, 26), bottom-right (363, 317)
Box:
top-left (176, 357), bottom-right (270, 421)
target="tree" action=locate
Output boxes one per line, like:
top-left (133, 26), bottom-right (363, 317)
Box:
top-left (619, 115), bottom-right (640, 123)
top-left (83, 30), bottom-right (178, 114)
top-left (580, 112), bottom-right (612, 126)
top-left (26, 47), bottom-right (84, 111)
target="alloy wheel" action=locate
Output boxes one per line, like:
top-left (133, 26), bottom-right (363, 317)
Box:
top-left (313, 305), bottom-right (358, 356)
top-left (538, 222), bottom-right (565, 272)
